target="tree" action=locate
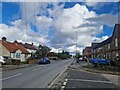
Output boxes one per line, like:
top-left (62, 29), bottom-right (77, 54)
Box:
top-left (58, 50), bottom-right (71, 59)
top-left (75, 52), bottom-right (82, 59)
top-left (35, 45), bottom-right (51, 58)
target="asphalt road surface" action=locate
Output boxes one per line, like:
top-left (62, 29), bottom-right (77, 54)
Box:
top-left (64, 62), bottom-right (119, 89)
top-left (2, 59), bottom-right (73, 88)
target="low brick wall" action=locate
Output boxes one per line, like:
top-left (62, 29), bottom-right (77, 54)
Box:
top-left (27, 59), bottom-right (38, 64)
top-left (11, 59), bottom-right (21, 65)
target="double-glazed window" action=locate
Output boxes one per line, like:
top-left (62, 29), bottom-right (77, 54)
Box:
top-left (16, 53), bottom-right (21, 58)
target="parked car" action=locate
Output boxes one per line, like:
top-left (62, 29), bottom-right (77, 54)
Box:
top-left (90, 58), bottom-right (112, 66)
top-left (79, 57), bottom-right (87, 62)
top-left (39, 57), bottom-right (50, 64)
top-left (79, 57), bottom-right (83, 61)
top-left (0, 56), bottom-right (6, 64)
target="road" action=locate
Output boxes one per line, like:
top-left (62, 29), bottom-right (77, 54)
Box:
top-left (2, 59), bottom-right (73, 88)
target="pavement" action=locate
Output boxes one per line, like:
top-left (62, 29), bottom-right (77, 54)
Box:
top-left (52, 61), bottom-right (120, 89)
top-left (1, 64), bottom-right (34, 71)
top-left (1, 59), bottom-right (73, 88)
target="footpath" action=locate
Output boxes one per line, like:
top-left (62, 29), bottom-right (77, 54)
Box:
top-left (1, 64), bottom-right (35, 71)
top-left (51, 61), bottom-right (120, 89)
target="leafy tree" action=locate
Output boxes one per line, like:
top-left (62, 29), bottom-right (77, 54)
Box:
top-left (35, 45), bottom-right (51, 58)
top-left (75, 52), bottom-right (82, 59)
top-left (58, 50), bottom-right (71, 59)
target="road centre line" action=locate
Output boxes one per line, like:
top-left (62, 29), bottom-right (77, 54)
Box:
top-left (61, 86), bottom-right (65, 89)
top-left (33, 67), bottom-right (42, 71)
top-left (65, 79), bottom-right (68, 82)
top-left (69, 79), bottom-right (115, 84)
top-left (2, 73), bottom-right (23, 81)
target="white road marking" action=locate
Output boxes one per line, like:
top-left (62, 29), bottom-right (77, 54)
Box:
top-left (33, 67), bottom-right (42, 71)
top-left (37, 65), bottom-right (45, 67)
top-left (69, 79), bottom-right (115, 84)
top-left (63, 82), bottom-right (67, 86)
top-left (65, 79), bottom-right (68, 82)
top-left (61, 86), bottom-right (65, 89)
top-left (2, 73), bottom-right (23, 81)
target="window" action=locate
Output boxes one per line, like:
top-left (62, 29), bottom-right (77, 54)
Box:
top-left (16, 53), bottom-right (21, 58)
top-left (115, 38), bottom-right (118, 47)
top-left (116, 52), bottom-right (119, 57)
top-left (116, 52), bottom-right (119, 61)
top-left (108, 44), bottom-right (110, 49)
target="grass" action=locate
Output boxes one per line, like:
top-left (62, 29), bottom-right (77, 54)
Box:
top-left (21, 61), bottom-right (27, 64)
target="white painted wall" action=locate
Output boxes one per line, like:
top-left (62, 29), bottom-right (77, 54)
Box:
top-left (27, 49), bottom-right (36, 54)
top-left (27, 49), bottom-right (36, 58)
top-left (21, 54), bottom-right (26, 62)
top-left (11, 50), bottom-right (28, 62)
top-left (0, 43), bottom-right (10, 56)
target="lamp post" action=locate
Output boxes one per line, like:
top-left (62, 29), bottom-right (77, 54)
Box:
top-left (75, 30), bottom-right (77, 59)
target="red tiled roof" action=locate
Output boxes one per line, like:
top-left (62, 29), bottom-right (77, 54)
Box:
top-left (0, 40), bottom-right (29, 54)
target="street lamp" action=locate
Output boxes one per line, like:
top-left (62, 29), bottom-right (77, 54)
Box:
top-left (75, 30), bottom-right (77, 59)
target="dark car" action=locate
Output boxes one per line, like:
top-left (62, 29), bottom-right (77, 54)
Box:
top-left (39, 58), bottom-right (50, 64)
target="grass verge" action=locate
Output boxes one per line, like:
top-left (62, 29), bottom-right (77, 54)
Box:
top-left (82, 64), bottom-right (120, 75)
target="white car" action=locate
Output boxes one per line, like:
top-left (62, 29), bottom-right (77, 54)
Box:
top-left (0, 56), bottom-right (6, 64)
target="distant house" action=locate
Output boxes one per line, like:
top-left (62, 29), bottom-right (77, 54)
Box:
top-left (91, 24), bottom-right (120, 66)
top-left (47, 52), bottom-right (58, 60)
top-left (82, 47), bottom-right (92, 58)
top-left (19, 43), bottom-right (37, 58)
top-left (0, 37), bottom-right (30, 62)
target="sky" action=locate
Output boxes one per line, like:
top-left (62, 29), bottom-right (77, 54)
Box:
top-left (0, 1), bottom-right (119, 55)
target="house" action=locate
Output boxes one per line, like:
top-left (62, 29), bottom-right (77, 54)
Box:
top-left (19, 42), bottom-right (37, 58)
top-left (91, 24), bottom-right (120, 66)
top-left (91, 37), bottom-right (112, 59)
top-left (0, 37), bottom-right (30, 62)
top-left (82, 47), bottom-right (92, 58)
top-left (47, 52), bottom-right (58, 60)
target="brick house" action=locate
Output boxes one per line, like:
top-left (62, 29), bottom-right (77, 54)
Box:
top-left (82, 47), bottom-right (92, 58)
top-left (91, 24), bottom-right (120, 66)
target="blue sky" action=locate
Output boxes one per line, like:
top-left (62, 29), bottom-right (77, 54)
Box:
top-left (2, 2), bottom-right (118, 35)
top-left (1, 2), bottom-right (119, 53)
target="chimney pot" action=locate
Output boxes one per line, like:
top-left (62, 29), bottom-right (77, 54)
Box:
top-left (14, 40), bottom-right (18, 43)
top-left (2, 37), bottom-right (7, 41)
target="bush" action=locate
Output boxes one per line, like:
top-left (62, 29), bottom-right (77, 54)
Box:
top-left (21, 61), bottom-right (27, 64)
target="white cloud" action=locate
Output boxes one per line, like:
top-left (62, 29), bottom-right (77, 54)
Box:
top-left (50, 47), bottom-right (59, 53)
top-left (49, 4), bottom-right (104, 52)
top-left (85, 1), bottom-right (100, 7)
top-left (92, 35), bottom-right (109, 43)
top-left (1, 2), bottom-right (118, 54)
top-left (0, 20), bottom-right (48, 45)
top-left (85, 0), bottom-right (111, 7)
top-left (35, 16), bottom-right (53, 32)
top-left (86, 14), bottom-right (118, 26)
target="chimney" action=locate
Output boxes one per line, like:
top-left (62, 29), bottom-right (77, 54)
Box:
top-left (14, 40), bottom-right (18, 43)
top-left (2, 37), bottom-right (7, 41)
